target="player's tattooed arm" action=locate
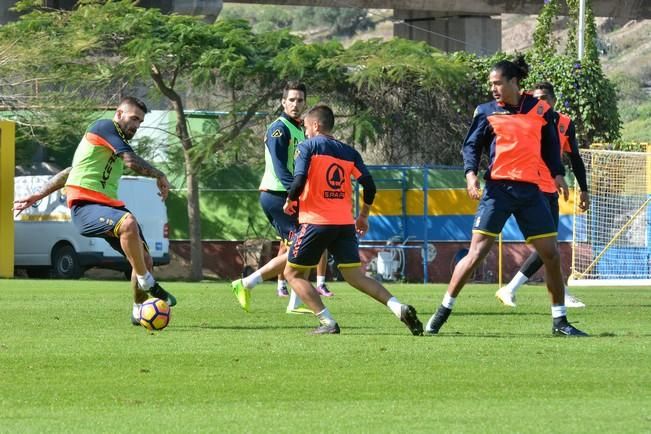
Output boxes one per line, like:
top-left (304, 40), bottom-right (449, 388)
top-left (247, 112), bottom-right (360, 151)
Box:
top-left (122, 152), bottom-right (165, 178)
top-left (122, 152), bottom-right (170, 200)
top-left (13, 167), bottom-right (72, 215)
top-left (40, 167), bottom-right (72, 195)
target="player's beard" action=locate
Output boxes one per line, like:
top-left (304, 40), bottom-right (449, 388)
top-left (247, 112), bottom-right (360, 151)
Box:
top-left (118, 121), bottom-right (136, 140)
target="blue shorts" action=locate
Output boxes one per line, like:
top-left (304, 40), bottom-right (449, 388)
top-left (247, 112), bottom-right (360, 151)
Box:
top-left (70, 201), bottom-right (148, 256)
top-left (259, 191), bottom-right (298, 244)
top-left (472, 180), bottom-right (557, 242)
top-left (288, 224), bottom-right (360, 269)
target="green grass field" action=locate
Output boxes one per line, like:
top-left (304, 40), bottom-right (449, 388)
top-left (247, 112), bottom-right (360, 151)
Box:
top-left (1, 279), bottom-right (649, 433)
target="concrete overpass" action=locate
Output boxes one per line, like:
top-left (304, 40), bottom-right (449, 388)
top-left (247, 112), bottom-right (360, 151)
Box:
top-left (3, 0), bottom-right (650, 54)
top-left (226, 0), bottom-right (651, 54)
top-left (226, 0), bottom-right (651, 18)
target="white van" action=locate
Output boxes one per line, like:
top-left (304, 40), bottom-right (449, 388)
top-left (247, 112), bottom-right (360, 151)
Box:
top-left (14, 175), bottom-right (170, 279)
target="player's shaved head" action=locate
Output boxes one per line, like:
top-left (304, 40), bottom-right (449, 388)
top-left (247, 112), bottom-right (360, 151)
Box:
top-left (118, 96), bottom-right (148, 114)
top-left (304, 104), bottom-right (335, 133)
top-left (115, 96), bottom-right (148, 140)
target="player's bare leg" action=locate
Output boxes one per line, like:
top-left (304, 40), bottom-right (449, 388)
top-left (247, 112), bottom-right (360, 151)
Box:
top-left (530, 237), bottom-right (564, 304)
top-left (284, 265), bottom-right (336, 333)
top-left (339, 266), bottom-right (391, 303)
top-left (285, 244), bottom-right (310, 311)
top-left (118, 215), bottom-right (148, 279)
top-left (243, 253), bottom-right (288, 286)
top-left (530, 237), bottom-right (587, 336)
top-left (118, 214), bottom-right (161, 296)
top-left (448, 233), bottom-right (495, 297)
top-left (496, 249), bottom-right (585, 308)
top-left (340, 266), bottom-right (423, 335)
top-left (495, 249), bottom-right (539, 307)
top-left (231, 253), bottom-right (290, 312)
top-left (119, 214), bottom-right (175, 311)
top-left (131, 250), bottom-right (152, 304)
top-left (287, 251), bottom-right (330, 312)
top-left (315, 251), bottom-right (333, 297)
top-left (284, 267), bottom-right (324, 313)
top-left (130, 249), bottom-right (151, 325)
top-left (276, 243), bottom-right (289, 297)
top-left (119, 215), bottom-right (152, 325)
top-left (426, 233), bottom-right (494, 334)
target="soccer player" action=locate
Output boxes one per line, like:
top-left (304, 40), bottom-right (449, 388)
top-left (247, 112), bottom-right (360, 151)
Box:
top-left (13, 97), bottom-right (176, 325)
top-left (495, 81), bottom-right (590, 309)
top-left (281, 104), bottom-right (423, 335)
top-left (232, 82), bottom-right (331, 314)
top-left (424, 57), bottom-right (588, 337)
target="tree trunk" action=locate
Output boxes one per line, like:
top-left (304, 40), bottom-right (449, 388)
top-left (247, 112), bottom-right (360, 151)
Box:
top-left (174, 104), bottom-right (203, 281)
top-left (150, 65), bottom-right (203, 280)
top-left (183, 146), bottom-right (203, 280)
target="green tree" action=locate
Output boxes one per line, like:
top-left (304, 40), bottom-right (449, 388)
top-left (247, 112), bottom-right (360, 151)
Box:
top-left (448, 1), bottom-right (620, 148)
top-left (320, 38), bottom-right (472, 165)
top-left (0, 32), bottom-right (99, 169)
top-left (3, 0), bottom-right (333, 279)
top-left (528, 0), bottom-right (620, 146)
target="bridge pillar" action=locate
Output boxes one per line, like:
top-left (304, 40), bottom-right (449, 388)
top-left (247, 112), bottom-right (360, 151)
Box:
top-left (394, 10), bottom-right (501, 54)
top-left (0, 0), bottom-right (19, 24)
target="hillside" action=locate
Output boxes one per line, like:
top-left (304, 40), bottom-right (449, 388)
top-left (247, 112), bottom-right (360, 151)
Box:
top-left (348, 11), bottom-right (651, 142)
top-left (503, 13), bottom-right (651, 79)
top-left (504, 14), bottom-right (651, 142)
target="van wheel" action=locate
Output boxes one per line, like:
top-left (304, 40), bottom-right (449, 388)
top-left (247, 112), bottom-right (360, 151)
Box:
top-left (52, 245), bottom-right (82, 279)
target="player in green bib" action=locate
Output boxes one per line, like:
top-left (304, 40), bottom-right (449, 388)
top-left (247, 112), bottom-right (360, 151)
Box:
top-left (232, 82), bottom-right (332, 313)
top-left (14, 97), bottom-right (176, 326)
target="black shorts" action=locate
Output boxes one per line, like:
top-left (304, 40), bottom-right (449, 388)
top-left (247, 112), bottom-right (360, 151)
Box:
top-left (287, 223), bottom-right (360, 270)
top-left (259, 191), bottom-right (299, 244)
top-left (543, 192), bottom-right (560, 228)
top-left (70, 201), bottom-right (148, 256)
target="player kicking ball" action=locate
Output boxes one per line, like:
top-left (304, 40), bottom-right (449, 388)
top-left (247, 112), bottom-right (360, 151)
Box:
top-left (281, 104), bottom-right (423, 335)
top-left (13, 97), bottom-right (176, 326)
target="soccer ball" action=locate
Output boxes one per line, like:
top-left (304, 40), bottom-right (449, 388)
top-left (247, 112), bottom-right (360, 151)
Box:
top-left (139, 298), bottom-right (171, 331)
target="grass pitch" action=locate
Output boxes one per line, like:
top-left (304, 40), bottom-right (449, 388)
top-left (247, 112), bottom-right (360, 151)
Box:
top-left (0, 279), bottom-right (649, 433)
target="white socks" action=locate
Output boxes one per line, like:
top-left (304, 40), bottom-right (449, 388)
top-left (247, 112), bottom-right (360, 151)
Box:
top-left (316, 307), bottom-right (336, 326)
top-left (316, 275), bottom-right (326, 287)
top-left (386, 297), bottom-right (403, 318)
top-left (551, 304), bottom-right (567, 318)
top-left (506, 272), bottom-right (529, 295)
top-left (442, 293), bottom-right (456, 309)
top-left (287, 289), bottom-right (303, 310)
top-left (132, 303), bottom-right (141, 319)
top-left (277, 279), bottom-right (287, 290)
top-left (136, 272), bottom-right (155, 291)
top-left (243, 271), bottom-right (263, 289)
